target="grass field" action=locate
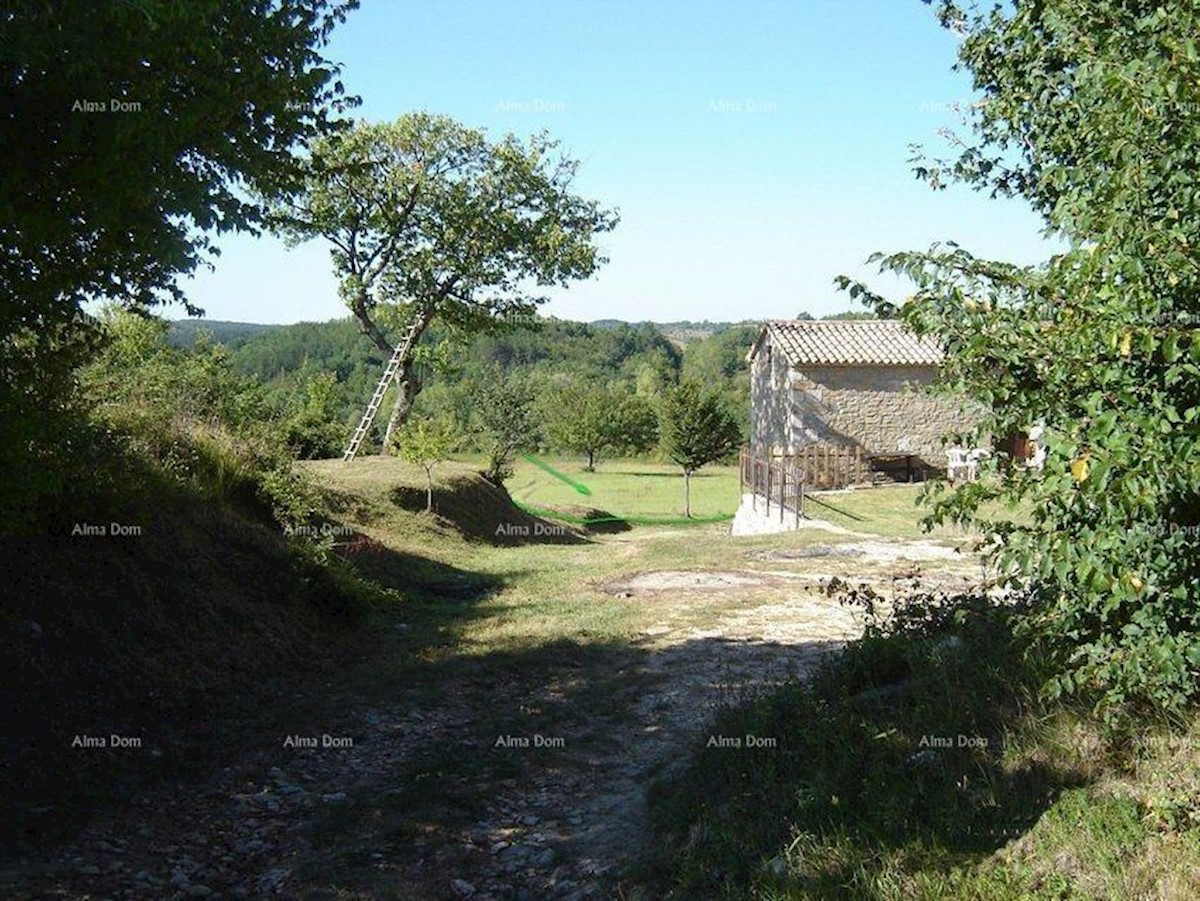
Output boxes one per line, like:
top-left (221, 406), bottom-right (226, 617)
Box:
top-left (500, 453), bottom-right (998, 541)
top-left (503, 455), bottom-right (740, 522)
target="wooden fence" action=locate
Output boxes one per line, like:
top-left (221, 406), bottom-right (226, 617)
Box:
top-left (787, 443), bottom-right (869, 490)
top-left (740, 449), bottom-right (804, 527)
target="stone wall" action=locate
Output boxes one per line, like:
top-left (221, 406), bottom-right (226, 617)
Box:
top-left (749, 332), bottom-right (795, 456)
top-left (789, 365), bottom-right (981, 465)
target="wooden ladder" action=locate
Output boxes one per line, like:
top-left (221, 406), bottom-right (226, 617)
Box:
top-left (342, 319), bottom-right (423, 462)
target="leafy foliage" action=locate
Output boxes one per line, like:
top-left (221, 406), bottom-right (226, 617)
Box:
top-left (282, 372), bottom-right (348, 460)
top-left (839, 0), bottom-right (1200, 718)
top-left (544, 383), bottom-right (659, 470)
top-left (659, 379), bottom-right (742, 516)
top-left (0, 0), bottom-right (356, 326)
top-left (471, 369), bottom-right (543, 485)
top-left (0, 0), bottom-right (357, 529)
top-left (270, 113), bottom-right (619, 447)
top-left (81, 309), bottom-right (327, 535)
top-left (393, 415), bottom-right (456, 511)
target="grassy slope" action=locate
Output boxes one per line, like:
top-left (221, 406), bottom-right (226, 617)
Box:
top-left (3, 468), bottom-right (371, 848)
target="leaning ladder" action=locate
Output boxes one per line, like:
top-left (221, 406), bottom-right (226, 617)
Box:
top-left (342, 320), bottom-right (423, 461)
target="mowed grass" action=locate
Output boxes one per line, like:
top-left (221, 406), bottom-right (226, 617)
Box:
top-left (503, 455), bottom-right (740, 521)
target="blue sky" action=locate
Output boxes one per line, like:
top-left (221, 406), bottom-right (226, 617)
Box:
top-left (180, 0), bottom-right (1054, 324)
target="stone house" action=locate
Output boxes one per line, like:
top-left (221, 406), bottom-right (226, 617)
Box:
top-left (746, 319), bottom-right (980, 476)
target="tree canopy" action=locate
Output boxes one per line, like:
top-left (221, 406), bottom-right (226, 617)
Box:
top-left (660, 380), bottom-right (743, 517)
top-left (841, 0), bottom-right (1200, 718)
top-left (0, 0), bottom-right (357, 328)
top-left (271, 113), bottom-right (619, 448)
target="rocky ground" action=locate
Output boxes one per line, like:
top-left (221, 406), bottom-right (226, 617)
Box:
top-left (2, 532), bottom-right (984, 900)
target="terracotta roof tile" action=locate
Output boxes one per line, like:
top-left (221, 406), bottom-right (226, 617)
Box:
top-left (759, 319), bottom-right (943, 366)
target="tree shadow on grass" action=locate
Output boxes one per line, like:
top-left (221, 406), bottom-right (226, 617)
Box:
top-left (641, 603), bottom-right (1085, 897)
top-left (389, 481), bottom-right (594, 545)
top-left (0, 508), bottom-right (508, 856)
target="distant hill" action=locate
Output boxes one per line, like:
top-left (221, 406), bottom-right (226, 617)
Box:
top-left (166, 319), bottom-right (283, 349)
top-left (640, 320), bottom-right (761, 347)
top-left (169, 316), bottom-right (771, 349)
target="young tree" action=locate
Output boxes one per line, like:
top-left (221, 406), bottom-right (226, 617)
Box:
top-left (659, 380), bottom-right (742, 517)
top-left (394, 416), bottom-right (455, 512)
top-left (840, 1), bottom-right (1200, 717)
top-left (271, 114), bottom-right (618, 450)
top-left (473, 371), bottom-right (542, 486)
top-left (545, 384), bottom-right (612, 471)
top-left (612, 393), bottom-right (660, 458)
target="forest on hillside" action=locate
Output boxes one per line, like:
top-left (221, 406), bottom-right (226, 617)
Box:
top-left (166, 316), bottom-right (764, 462)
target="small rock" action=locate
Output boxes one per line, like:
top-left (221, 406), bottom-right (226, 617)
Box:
top-left (500, 845), bottom-right (531, 874)
top-left (77, 864), bottom-right (100, 876)
top-left (170, 869), bottom-right (190, 887)
top-left (451, 877), bottom-right (477, 897)
top-left (519, 815), bottom-right (539, 827)
top-left (137, 826), bottom-right (153, 839)
top-left (764, 855), bottom-right (787, 876)
top-left (258, 867), bottom-right (291, 892)
top-left (490, 841), bottom-right (509, 854)
top-left (533, 849), bottom-right (555, 868)
top-left (182, 885), bottom-right (214, 898)
top-left (320, 792), bottom-right (347, 804)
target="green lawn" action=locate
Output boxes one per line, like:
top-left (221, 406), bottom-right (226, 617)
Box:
top-left (501, 455), bottom-right (741, 522)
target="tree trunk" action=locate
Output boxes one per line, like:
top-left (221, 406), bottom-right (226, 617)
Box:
top-left (382, 363), bottom-right (420, 453)
top-left (360, 301), bottom-right (436, 454)
top-left (683, 469), bottom-right (692, 518)
top-left (425, 465), bottom-right (434, 512)
top-left (586, 449), bottom-right (595, 471)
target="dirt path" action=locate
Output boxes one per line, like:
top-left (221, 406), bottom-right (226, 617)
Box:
top-left (3, 534), bottom-right (982, 900)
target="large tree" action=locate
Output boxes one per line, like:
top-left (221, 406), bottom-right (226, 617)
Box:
top-left (0, 0), bottom-right (357, 329)
top-left (272, 113), bottom-right (619, 450)
top-left (0, 0), bottom-right (357, 523)
top-left (841, 0), bottom-right (1200, 718)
